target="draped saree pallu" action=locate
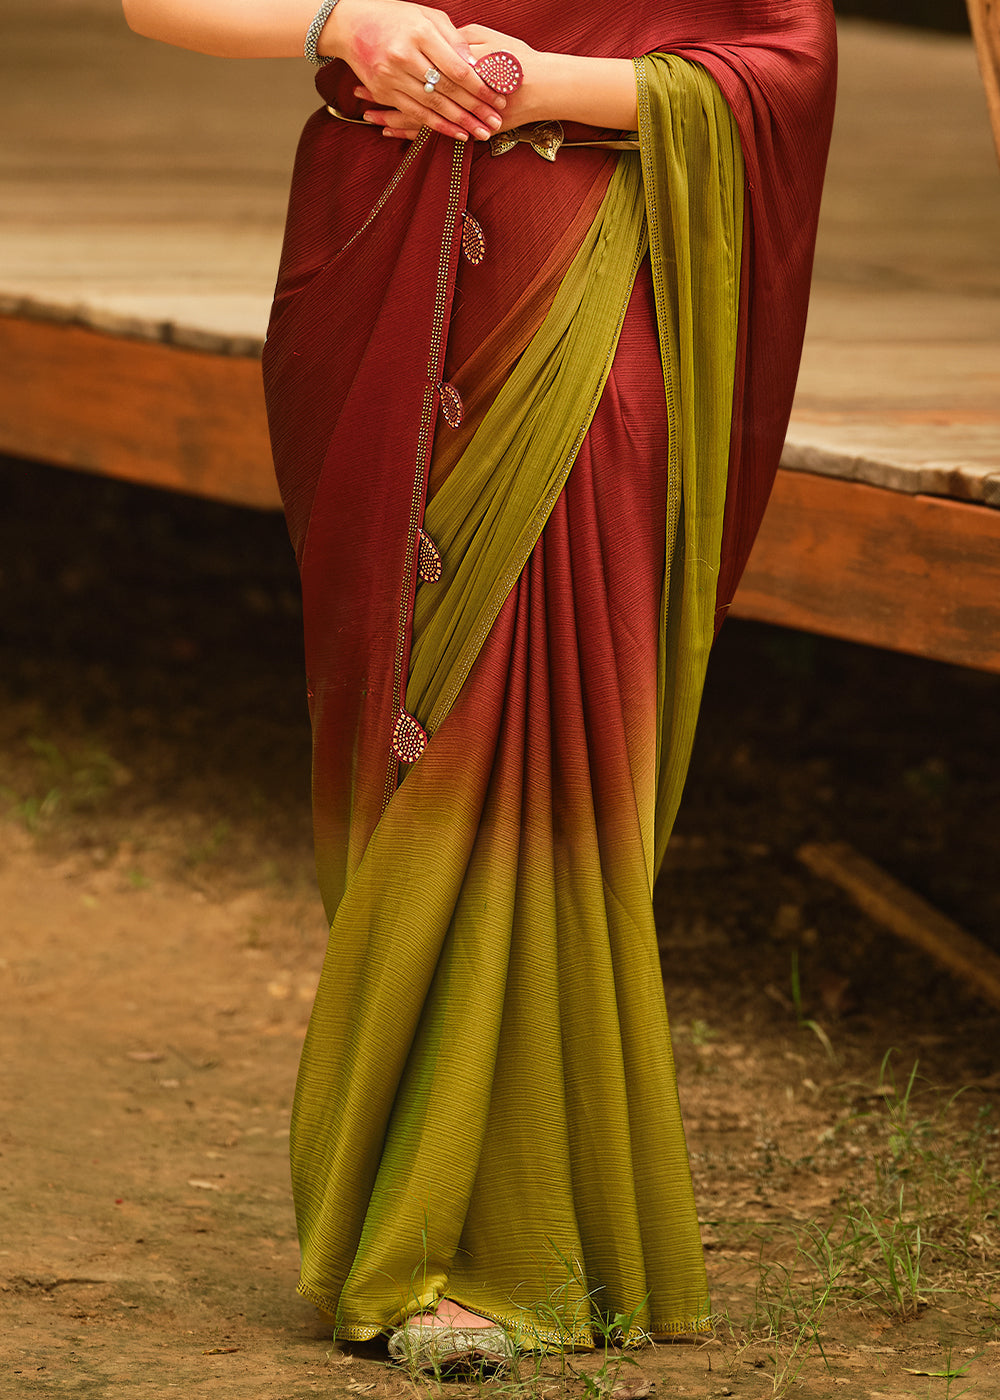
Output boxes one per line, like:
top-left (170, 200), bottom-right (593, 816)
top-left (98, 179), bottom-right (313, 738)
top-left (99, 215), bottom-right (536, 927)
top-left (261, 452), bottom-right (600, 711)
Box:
top-left (262, 0), bottom-right (836, 1350)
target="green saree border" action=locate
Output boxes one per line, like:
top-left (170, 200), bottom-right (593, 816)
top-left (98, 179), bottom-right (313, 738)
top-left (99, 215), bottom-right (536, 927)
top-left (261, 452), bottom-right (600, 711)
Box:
top-left (635, 53), bottom-right (745, 878)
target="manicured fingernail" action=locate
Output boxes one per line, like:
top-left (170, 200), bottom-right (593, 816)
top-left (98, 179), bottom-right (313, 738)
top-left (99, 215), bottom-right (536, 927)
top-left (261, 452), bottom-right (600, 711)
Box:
top-left (475, 126), bottom-right (491, 141)
top-left (363, 112), bottom-right (375, 122)
top-left (487, 114), bottom-right (502, 130)
top-left (354, 87), bottom-right (364, 98)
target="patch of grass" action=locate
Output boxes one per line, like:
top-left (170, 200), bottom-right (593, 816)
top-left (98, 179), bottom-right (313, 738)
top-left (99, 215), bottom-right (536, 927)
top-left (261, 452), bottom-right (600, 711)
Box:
top-left (0, 783), bottom-right (62, 831)
top-left (750, 1259), bottom-right (833, 1398)
top-left (798, 1189), bottom-right (930, 1319)
top-left (1, 734), bottom-right (127, 831)
top-left (907, 1344), bottom-right (981, 1400)
top-left (837, 1055), bottom-right (999, 1277)
top-left (713, 1058), bottom-right (1000, 1392)
top-left (689, 1018), bottom-right (718, 1048)
top-left (790, 949), bottom-right (837, 1064)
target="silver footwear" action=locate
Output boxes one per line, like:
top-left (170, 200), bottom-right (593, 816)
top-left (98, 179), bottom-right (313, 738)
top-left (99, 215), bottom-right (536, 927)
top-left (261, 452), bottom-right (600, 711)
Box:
top-left (387, 1318), bottom-right (515, 1371)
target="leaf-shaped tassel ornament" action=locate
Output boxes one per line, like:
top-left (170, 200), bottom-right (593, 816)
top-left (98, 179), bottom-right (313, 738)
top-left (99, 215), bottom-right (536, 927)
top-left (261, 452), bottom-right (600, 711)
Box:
top-left (461, 212), bottom-right (486, 265)
top-left (437, 381), bottom-right (464, 428)
top-left (417, 529), bottom-right (443, 583)
top-left (392, 708), bottom-right (428, 764)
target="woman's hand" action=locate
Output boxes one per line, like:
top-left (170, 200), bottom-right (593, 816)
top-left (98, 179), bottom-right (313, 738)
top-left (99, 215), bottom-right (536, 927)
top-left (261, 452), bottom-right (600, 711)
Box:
top-left (358, 22), bottom-right (540, 141)
top-left (361, 20), bottom-right (640, 144)
top-left (327, 0), bottom-right (507, 142)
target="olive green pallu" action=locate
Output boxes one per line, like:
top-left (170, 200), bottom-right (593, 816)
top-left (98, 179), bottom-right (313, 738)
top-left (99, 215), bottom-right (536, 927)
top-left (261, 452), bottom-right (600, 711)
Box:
top-left (288, 58), bottom-right (743, 1347)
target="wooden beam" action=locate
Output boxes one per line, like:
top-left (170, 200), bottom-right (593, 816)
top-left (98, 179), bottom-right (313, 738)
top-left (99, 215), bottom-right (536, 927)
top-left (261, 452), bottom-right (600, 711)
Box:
top-left (799, 841), bottom-right (1000, 1011)
top-left (730, 471), bottom-right (1000, 675)
top-left (5, 310), bottom-right (1000, 676)
top-left (0, 313), bottom-right (280, 510)
top-left (968, 0), bottom-right (1000, 167)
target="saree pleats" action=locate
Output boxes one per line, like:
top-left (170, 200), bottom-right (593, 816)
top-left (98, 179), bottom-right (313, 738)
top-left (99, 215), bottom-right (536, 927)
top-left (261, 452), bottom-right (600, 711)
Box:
top-left (293, 267), bottom-right (708, 1341)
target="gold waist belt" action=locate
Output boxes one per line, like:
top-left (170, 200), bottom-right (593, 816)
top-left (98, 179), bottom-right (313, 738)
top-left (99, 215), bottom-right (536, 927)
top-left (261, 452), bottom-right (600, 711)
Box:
top-left (325, 106), bottom-right (639, 162)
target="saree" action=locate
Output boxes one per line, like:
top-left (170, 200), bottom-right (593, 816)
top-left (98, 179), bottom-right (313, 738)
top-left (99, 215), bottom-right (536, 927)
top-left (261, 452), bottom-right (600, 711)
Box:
top-left (262, 0), bottom-right (836, 1347)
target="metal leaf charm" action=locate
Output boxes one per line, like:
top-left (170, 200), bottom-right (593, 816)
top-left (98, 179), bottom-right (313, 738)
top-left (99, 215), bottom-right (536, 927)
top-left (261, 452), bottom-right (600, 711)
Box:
top-left (392, 708), bottom-right (427, 764)
top-left (489, 130), bottom-right (519, 157)
top-left (437, 381), bottom-right (464, 429)
top-left (417, 529), bottom-right (443, 583)
top-left (528, 121), bottom-right (565, 162)
top-left (474, 51), bottom-right (523, 95)
top-left (461, 212), bottom-right (486, 265)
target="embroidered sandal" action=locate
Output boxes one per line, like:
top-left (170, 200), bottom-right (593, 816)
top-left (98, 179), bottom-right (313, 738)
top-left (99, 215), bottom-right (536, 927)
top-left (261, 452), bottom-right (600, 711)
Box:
top-left (387, 1314), bottom-right (515, 1371)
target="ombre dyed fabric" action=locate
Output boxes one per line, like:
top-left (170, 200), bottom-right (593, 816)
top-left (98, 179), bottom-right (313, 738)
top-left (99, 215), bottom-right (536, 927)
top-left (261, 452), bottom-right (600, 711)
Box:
top-left (262, 0), bottom-right (836, 1346)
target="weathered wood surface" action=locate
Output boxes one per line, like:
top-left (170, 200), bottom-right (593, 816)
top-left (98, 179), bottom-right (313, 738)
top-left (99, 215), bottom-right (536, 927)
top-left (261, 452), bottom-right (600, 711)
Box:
top-left (0, 315), bottom-right (277, 509)
top-left (730, 472), bottom-right (1000, 674)
top-left (785, 20), bottom-right (1000, 510)
top-left (968, 0), bottom-right (1000, 164)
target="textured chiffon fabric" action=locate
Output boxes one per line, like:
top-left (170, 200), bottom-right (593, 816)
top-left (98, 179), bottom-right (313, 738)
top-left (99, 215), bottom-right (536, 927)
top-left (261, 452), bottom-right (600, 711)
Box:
top-left (290, 269), bottom-right (710, 1344)
top-left (263, 0), bottom-right (836, 1347)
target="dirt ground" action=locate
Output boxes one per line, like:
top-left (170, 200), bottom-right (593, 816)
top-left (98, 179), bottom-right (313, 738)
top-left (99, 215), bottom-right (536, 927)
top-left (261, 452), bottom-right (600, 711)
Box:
top-left (1, 454), bottom-right (999, 1398)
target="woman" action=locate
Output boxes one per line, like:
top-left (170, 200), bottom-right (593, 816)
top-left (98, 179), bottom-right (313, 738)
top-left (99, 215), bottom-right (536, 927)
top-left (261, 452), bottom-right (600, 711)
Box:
top-left (124, 0), bottom-right (836, 1369)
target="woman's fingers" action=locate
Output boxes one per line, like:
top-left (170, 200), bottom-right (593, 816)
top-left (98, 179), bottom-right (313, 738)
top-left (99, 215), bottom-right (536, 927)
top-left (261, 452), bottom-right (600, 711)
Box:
top-left (421, 12), bottom-right (506, 109)
top-left (362, 109), bottom-right (422, 141)
top-left (362, 103), bottom-right (469, 143)
top-left (420, 68), bottom-right (505, 132)
top-left (333, 3), bottom-right (536, 141)
top-left (401, 35), bottom-right (506, 137)
top-left (456, 23), bottom-right (499, 45)
top-left (354, 75), bottom-right (500, 143)
top-left (356, 70), bottom-right (496, 140)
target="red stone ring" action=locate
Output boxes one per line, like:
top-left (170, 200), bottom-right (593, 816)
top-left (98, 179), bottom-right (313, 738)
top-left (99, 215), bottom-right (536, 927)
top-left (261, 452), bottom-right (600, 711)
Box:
top-left (474, 51), bottom-right (523, 95)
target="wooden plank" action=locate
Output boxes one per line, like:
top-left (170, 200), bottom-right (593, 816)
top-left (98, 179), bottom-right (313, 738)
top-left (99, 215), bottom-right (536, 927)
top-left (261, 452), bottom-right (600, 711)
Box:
top-left (968, 0), bottom-right (1000, 165)
top-left (0, 314), bottom-right (280, 510)
top-left (799, 841), bottom-right (1000, 1011)
top-left (731, 471), bottom-right (1000, 674)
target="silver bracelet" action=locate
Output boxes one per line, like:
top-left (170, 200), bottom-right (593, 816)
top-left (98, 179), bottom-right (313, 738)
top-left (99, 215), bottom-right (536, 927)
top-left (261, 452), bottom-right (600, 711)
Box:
top-left (304, 0), bottom-right (340, 66)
